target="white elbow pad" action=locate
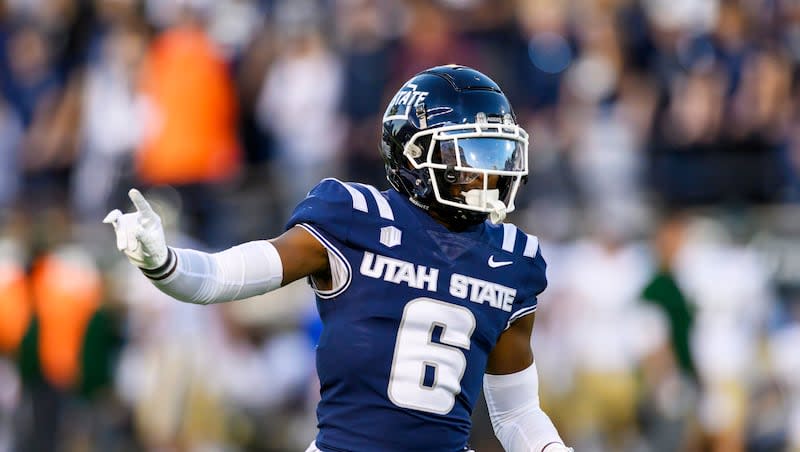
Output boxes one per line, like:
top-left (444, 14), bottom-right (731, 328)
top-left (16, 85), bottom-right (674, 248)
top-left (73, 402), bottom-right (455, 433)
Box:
top-left (142, 240), bottom-right (283, 304)
top-left (484, 363), bottom-right (570, 452)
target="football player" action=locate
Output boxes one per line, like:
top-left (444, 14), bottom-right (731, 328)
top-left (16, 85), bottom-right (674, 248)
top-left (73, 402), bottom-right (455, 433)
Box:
top-left (105, 65), bottom-right (572, 452)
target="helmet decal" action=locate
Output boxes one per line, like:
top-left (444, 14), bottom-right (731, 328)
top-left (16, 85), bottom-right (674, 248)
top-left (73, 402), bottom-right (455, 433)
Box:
top-left (384, 83), bottom-right (430, 122)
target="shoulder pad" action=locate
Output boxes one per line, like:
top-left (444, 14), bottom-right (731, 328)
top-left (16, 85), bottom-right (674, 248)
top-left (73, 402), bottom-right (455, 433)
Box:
top-left (285, 179), bottom-right (395, 241)
top-left (343, 181), bottom-right (395, 221)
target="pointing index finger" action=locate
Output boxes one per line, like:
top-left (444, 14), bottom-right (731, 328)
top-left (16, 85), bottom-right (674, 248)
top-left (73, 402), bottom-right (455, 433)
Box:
top-left (128, 189), bottom-right (154, 215)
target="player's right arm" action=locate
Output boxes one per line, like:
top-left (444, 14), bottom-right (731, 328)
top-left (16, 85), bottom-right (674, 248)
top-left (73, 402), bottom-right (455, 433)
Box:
top-left (484, 315), bottom-right (571, 452)
top-left (104, 189), bottom-right (330, 304)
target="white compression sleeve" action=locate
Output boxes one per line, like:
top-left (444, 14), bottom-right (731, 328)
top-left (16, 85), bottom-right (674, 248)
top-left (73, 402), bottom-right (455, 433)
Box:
top-left (141, 241), bottom-right (283, 305)
top-left (484, 363), bottom-right (568, 452)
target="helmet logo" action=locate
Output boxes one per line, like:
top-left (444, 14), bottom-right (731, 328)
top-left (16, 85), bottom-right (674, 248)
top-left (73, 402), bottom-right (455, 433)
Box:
top-left (384, 83), bottom-right (429, 121)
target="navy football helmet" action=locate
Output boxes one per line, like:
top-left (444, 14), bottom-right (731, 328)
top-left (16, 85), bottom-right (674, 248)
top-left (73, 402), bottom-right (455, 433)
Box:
top-left (381, 65), bottom-right (529, 227)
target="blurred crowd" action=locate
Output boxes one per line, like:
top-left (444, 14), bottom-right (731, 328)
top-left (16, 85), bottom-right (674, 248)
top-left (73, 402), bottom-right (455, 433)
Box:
top-left (0, 0), bottom-right (800, 451)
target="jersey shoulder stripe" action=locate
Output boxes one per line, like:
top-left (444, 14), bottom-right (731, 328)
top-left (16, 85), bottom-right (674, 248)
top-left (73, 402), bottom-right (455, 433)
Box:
top-left (323, 178), bottom-right (395, 221)
top-left (522, 234), bottom-right (539, 258)
top-left (324, 178), bottom-right (368, 213)
top-left (501, 223), bottom-right (517, 252)
top-left (500, 224), bottom-right (540, 260)
top-left (356, 183), bottom-right (395, 220)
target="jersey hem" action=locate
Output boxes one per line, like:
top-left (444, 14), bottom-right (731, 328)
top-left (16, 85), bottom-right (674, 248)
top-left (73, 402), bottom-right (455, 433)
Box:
top-left (504, 304), bottom-right (537, 330)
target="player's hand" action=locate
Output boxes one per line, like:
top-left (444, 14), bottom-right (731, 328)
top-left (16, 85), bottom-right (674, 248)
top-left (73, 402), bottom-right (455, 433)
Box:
top-left (103, 189), bottom-right (168, 270)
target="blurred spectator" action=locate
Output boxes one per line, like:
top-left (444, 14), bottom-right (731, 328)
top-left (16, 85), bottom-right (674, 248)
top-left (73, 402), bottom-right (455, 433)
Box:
top-left (722, 48), bottom-right (793, 202)
top-left (386, 0), bottom-right (482, 87)
top-left (515, 0), bottom-right (573, 113)
top-left (204, 0), bottom-right (265, 59)
top-left (550, 209), bottom-right (653, 450)
top-left (72, 20), bottom-right (148, 223)
top-left (1, 22), bottom-right (60, 127)
top-left (3, 22), bottom-right (78, 208)
top-left (255, 0), bottom-right (345, 216)
top-left (648, 66), bottom-right (728, 205)
top-left (13, 244), bottom-right (119, 452)
top-left (639, 213), bottom-right (701, 451)
top-left (563, 13), bottom-right (656, 216)
top-left (335, 0), bottom-right (395, 188)
top-left (136, 7), bottom-right (242, 248)
top-left (675, 216), bottom-right (773, 451)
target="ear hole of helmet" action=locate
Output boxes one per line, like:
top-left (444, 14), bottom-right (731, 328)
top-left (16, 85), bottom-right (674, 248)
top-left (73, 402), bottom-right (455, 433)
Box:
top-left (405, 134), bottom-right (432, 164)
top-left (407, 143), bottom-right (423, 159)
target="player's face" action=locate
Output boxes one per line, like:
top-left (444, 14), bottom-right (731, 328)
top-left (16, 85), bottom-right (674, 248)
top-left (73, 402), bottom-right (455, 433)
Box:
top-left (447, 173), bottom-right (501, 197)
top-left (435, 137), bottom-right (518, 203)
top-left (438, 137), bottom-right (524, 185)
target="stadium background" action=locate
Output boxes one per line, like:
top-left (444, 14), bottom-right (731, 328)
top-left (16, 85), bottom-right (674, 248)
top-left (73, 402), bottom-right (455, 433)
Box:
top-left (0, 0), bottom-right (799, 451)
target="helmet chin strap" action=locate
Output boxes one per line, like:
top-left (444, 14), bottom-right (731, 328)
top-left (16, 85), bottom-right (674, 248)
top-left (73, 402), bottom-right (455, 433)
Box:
top-left (462, 189), bottom-right (507, 224)
top-left (487, 199), bottom-right (507, 224)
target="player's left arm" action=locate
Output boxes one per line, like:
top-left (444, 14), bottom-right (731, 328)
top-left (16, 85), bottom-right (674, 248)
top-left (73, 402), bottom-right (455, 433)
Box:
top-left (484, 314), bottom-right (572, 452)
top-left (104, 189), bottom-right (331, 305)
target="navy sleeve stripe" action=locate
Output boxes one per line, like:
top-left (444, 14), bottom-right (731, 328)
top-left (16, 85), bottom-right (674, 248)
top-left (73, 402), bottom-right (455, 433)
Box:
top-left (357, 183), bottom-right (395, 221)
top-left (325, 178), bottom-right (369, 213)
top-left (501, 224), bottom-right (517, 252)
top-left (523, 234), bottom-right (539, 258)
top-left (297, 223), bottom-right (353, 299)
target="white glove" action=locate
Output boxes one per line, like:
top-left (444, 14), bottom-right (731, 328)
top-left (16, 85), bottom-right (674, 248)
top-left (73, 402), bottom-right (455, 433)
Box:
top-left (103, 189), bottom-right (168, 270)
top-left (542, 444), bottom-right (574, 452)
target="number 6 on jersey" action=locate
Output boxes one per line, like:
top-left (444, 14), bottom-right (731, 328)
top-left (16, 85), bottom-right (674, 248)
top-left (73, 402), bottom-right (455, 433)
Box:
top-left (388, 298), bottom-right (477, 414)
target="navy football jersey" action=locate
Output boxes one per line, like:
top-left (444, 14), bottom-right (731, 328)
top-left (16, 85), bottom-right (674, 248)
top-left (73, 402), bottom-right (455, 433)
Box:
top-left (286, 179), bottom-right (547, 452)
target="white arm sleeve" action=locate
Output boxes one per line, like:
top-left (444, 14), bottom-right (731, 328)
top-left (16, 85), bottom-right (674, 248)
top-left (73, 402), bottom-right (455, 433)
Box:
top-left (141, 240), bottom-right (283, 305)
top-left (484, 363), bottom-right (569, 452)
